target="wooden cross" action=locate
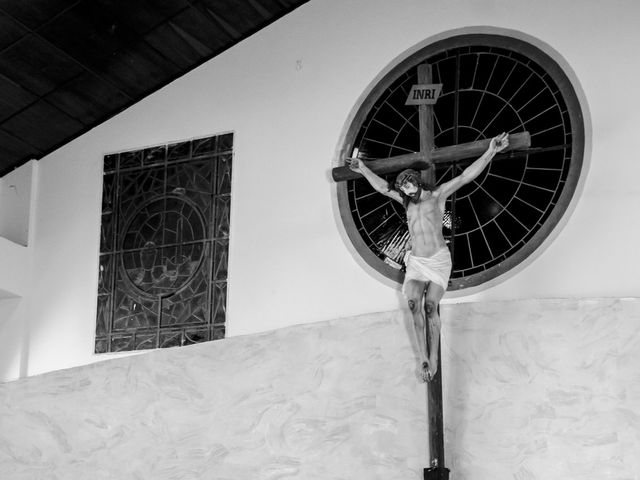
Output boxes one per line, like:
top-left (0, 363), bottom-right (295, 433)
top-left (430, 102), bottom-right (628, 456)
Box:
top-left (332, 63), bottom-right (531, 480)
top-left (331, 66), bottom-right (530, 183)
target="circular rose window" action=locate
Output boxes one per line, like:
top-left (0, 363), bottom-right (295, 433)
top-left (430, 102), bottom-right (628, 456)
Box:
top-left (336, 34), bottom-right (585, 290)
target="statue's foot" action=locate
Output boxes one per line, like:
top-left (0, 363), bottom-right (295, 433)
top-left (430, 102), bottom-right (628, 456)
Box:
top-left (420, 361), bottom-right (432, 383)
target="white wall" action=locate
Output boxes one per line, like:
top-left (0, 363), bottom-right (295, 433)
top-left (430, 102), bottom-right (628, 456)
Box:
top-left (0, 160), bottom-right (36, 246)
top-left (0, 298), bottom-right (26, 381)
top-left (2, 0), bottom-right (640, 378)
top-left (0, 237), bottom-right (28, 298)
top-left (0, 160), bottom-right (36, 297)
top-left (0, 161), bottom-right (37, 381)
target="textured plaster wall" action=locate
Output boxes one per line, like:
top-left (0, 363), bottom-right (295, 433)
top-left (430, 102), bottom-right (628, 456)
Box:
top-left (0, 309), bottom-right (428, 479)
top-left (441, 298), bottom-right (640, 479)
top-left (1, 298), bottom-right (639, 480)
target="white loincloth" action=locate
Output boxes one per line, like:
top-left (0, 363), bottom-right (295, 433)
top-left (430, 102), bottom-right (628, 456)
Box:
top-left (402, 247), bottom-right (452, 293)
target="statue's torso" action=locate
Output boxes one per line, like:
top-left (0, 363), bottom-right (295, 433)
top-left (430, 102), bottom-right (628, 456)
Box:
top-left (405, 191), bottom-right (447, 258)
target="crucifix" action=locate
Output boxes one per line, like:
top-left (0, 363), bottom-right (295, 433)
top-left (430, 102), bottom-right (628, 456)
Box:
top-left (332, 63), bottom-right (530, 480)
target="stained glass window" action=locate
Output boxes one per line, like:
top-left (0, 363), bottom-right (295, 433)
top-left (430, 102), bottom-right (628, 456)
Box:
top-left (95, 133), bottom-right (232, 353)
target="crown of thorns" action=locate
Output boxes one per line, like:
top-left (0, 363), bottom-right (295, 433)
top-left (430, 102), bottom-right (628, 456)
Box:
top-left (395, 169), bottom-right (422, 190)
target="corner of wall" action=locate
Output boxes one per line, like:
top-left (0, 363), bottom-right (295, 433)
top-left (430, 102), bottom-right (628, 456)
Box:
top-left (0, 159), bottom-right (39, 382)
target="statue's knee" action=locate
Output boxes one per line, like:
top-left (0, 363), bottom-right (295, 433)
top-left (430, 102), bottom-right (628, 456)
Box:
top-left (424, 300), bottom-right (437, 317)
top-left (407, 298), bottom-right (419, 312)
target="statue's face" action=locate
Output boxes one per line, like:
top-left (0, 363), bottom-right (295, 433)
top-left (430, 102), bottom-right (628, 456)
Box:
top-left (399, 180), bottom-right (419, 196)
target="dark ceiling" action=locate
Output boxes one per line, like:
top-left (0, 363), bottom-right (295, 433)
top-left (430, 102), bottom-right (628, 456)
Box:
top-left (0, 0), bottom-right (309, 176)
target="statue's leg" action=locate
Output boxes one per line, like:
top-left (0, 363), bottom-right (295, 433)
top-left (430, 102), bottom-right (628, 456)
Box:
top-left (404, 279), bottom-right (429, 382)
top-left (424, 282), bottom-right (446, 381)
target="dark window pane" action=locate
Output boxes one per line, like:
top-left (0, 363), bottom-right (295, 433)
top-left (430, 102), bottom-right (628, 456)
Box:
top-left (159, 331), bottom-right (182, 348)
top-left (167, 140), bottom-right (191, 162)
top-left (135, 333), bottom-right (158, 350)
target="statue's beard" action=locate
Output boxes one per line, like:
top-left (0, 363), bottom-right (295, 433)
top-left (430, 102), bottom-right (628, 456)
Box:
top-left (408, 186), bottom-right (422, 203)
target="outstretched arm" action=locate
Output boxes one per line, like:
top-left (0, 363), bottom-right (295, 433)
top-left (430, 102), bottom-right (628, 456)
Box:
top-left (437, 132), bottom-right (509, 200)
top-left (347, 157), bottom-right (403, 204)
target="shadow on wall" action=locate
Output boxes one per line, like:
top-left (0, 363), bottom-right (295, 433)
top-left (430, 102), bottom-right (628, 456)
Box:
top-left (0, 297), bottom-right (29, 382)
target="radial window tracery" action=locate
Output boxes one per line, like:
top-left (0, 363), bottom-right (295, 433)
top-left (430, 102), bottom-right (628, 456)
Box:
top-left (338, 35), bottom-right (584, 290)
